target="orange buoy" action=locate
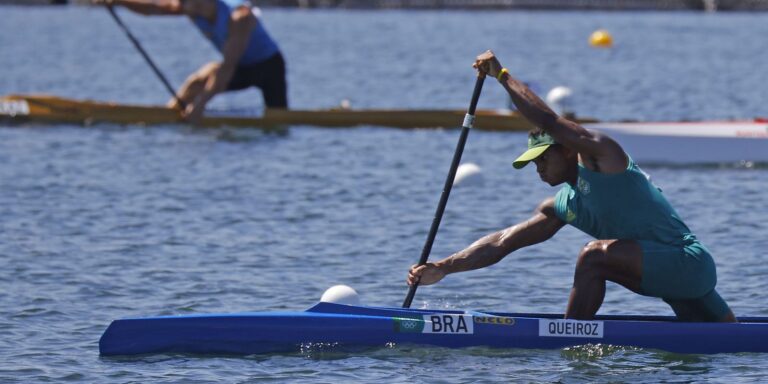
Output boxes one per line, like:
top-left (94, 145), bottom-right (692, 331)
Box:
top-left (589, 29), bottom-right (613, 48)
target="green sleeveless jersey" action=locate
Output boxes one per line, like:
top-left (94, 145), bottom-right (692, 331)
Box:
top-left (554, 158), bottom-right (694, 245)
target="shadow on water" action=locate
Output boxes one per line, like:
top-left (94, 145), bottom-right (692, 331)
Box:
top-left (559, 344), bottom-right (717, 380)
top-left (98, 343), bottom-right (399, 363)
top-left (192, 125), bottom-right (290, 143)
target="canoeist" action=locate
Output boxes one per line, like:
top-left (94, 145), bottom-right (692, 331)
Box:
top-left (407, 50), bottom-right (736, 323)
top-left (93, 0), bottom-right (287, 123)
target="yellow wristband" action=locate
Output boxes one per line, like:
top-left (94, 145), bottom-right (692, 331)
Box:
top-left (496, 68), bottom-right (509, 81)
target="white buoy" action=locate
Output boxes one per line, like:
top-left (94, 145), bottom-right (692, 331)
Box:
top-left (453, 162), bottom-right (483, 187)
top-left (320, 285), bottom-right (360, 305)
top-left (545, 86), bottom-right (574, 116)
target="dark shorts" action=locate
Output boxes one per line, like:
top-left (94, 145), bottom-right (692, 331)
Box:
top-left (639, 239), bottom-right (731, 321)
top-left (227, 52), bottom-right (287, 108)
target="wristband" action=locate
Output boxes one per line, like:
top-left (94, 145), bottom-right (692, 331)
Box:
top-left (496, 68), bottom-right (509, 82)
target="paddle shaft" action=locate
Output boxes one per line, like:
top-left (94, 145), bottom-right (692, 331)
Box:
top-left (106, 5), bottom-right (186, 110)
top-left (402, 74), bottom-right (485, 308)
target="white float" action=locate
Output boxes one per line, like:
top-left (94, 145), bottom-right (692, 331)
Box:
top-left (320, 285), bottom-right (361, 305)
top-left (453, 162), bottom-right (483, 186)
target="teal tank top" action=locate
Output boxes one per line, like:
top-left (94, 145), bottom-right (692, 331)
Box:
top-left (192, 1), bottom-right (280, 66)
top-left (554, 158), bottom-right (694, 245)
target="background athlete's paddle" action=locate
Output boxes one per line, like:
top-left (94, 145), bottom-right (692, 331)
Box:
top-left (106, 5), bottom-right (186, 110)
top-left (403, 73), bottom-right (485, 308)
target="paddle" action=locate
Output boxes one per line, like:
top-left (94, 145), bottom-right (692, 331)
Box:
top-left (402, 73), bottom-right (486, 309)
top-left (105, 5), bottom-right (186, 110)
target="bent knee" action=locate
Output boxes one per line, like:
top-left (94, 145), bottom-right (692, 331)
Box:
top-left (575, 241), bottom-right (609, 271)
top-left (578, 241), bottom-right (609, 261)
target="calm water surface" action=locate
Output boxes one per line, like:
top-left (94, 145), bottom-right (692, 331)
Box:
top-left (1, 5), bottom-right (767, 383)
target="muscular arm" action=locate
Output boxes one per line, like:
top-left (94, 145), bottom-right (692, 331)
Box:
top-left (408, 198), bottom-right (565, 286)
top-left (99, 0), bottom-right (183, 15)
top-left (437, 198), bottom-right (565, 275)
top-left (499, 74), bottom-right (626, 173)
top-left (475, 50), bottom-right (627, 173)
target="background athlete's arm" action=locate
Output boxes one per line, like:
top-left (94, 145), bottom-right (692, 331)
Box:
top-left (407, 198), bottom-right (565, 286)
top-left (92, 0), bottom-right (183, 15)
top-left (185, 6), bottom-right (256, 122)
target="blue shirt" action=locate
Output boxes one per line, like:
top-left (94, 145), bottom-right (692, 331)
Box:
top-left (192, 0), bottom-right (280, 66)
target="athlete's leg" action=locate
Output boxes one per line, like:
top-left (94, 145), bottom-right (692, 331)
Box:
top-left (664, 290), bottom-right (737, 323)
top-left (642, 240), bottom-right (733, 322)
top-left (260, 53), bottom-right (287, 108)
top-left (566, 239), bottom-right (643, 320)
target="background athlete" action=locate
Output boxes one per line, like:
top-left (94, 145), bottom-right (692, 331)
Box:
top-left (93, 0), bottom-right (287, 123)
top-left (407, 50), bottom-right (736, 323)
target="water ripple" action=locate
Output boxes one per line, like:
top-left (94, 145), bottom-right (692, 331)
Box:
top-left (1, 6), bottom-right (768, 384)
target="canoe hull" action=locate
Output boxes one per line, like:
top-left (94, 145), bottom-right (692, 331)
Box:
top-left (4, 94), bottom-right (766, 164)
top-left (99, 302), bottom-right (768, 356)
top-left (0, 94), bottom-right (540, 131)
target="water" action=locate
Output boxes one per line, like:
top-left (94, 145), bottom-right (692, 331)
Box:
top-left (1, 5), bottom-right (767, 383)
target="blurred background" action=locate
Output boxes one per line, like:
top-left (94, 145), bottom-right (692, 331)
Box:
top-left (1, 1), bottom-right (766, 383)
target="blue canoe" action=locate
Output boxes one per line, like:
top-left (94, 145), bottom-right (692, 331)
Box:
top-left (99, 302), bottom-right (768, 356)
